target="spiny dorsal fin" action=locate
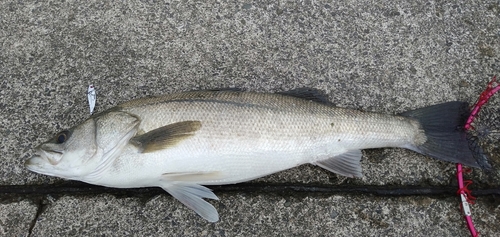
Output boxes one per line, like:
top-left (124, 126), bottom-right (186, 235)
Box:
top-left (130, 121), bottom-right (201, 153)
top-left (278, 88), bottom-right (334, 105)
top-left (203, 88), bottom-right (244, 92)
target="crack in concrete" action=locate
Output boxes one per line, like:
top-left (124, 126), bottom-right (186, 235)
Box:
top-left (0, 183), bottom-right (497, 235)
top-left (27, 197), bottom-right (48, 237)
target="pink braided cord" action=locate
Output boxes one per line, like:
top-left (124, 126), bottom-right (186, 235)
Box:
top-left (458, 75), bottom-right (499, 237)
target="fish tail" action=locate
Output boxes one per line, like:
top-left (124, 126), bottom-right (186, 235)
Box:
top-left (401, 101), bottom-right (491, 169)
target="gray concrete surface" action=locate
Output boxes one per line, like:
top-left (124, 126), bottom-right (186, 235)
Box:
top-left (0, 200), bottom-right (36, 236)
top-left (25, 194), bottom-right (500, 236)
top-left (1, 0), bottom-right (499, 236)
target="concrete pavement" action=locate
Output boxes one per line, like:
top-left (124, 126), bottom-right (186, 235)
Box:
top-left (1, 0), bottom-right (499, 236)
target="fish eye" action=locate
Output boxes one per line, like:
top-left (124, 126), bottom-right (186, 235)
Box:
top-left (56, 131), bottom-right (69, 144)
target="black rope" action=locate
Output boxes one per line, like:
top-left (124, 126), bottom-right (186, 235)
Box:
top-left (1, 182), bottom-right (498, 203)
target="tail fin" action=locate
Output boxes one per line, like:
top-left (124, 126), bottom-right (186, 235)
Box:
top-left (401, 102), bottom-right (491, 169)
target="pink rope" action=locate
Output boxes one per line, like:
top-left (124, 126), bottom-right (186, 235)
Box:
top-left (464, 76), bottom-right (499, 130)
top-left (456, 163), bottom-right (478, 237)
top-left (458, 75), bottom-right (499, 237)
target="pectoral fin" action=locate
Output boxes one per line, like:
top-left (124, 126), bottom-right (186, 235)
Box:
top-left (159, 182), bottom-right (219, 222)
top-left (314, 150), bottom-right (363, 178)
top-left (130, 121), bottom-right (201, 153)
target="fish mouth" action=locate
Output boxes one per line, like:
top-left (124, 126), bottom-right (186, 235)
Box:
top-left (25, 148), bottom-right (64, 172)
top-left (40, 149), bottom-right (64, 165)
top-left (25, 156), bottom-right (46, 171)
top-left (24, 155), bottom-right (61, 177)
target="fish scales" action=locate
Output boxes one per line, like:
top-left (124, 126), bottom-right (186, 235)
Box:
top-left (120, 91), bottom-right (418, 150)
top-left (92, 91), bottom-right (419, 187)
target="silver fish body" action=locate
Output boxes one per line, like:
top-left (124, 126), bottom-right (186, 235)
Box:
top-left (25, 90), bottom-right (484, 222)
top-left (100, 91), bottom-right (421, 185)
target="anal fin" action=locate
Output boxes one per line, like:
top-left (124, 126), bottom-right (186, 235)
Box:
top-left (314, 150), bottom-right (363, 178)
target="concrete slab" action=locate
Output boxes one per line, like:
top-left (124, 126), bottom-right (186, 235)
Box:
top-left (0, 0), bottom-right (498, 236)
top-left (0, 201), bottom-right (37, 236)
top-left (27, 194), bottom-right (500, 236)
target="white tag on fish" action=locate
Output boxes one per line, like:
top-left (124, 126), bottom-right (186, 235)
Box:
top-left (87, 84), bottom-right (96, 114)
top-left (460, 193), bottom-right (471, 216)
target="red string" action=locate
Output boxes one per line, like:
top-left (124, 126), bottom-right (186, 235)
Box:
top-left (465, 75), bottom-right (499, 130)
top-left (457, 180), bottom-right (476, 204)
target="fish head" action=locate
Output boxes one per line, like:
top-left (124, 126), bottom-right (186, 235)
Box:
top-left (25, 118), bottom-right (99, 179)
top-left (25, 111), bottom-right (140, 181)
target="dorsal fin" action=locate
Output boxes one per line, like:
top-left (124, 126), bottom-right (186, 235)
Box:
top-left (130, 121), bottom-right (201, 153)
top-left (204, 88), bottom-right (245, 92)
top-left (278, 88), bottom-right (333, 105)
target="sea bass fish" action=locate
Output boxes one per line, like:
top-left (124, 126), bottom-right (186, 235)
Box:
top-left (25, 90), bottom-right (488, 222)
